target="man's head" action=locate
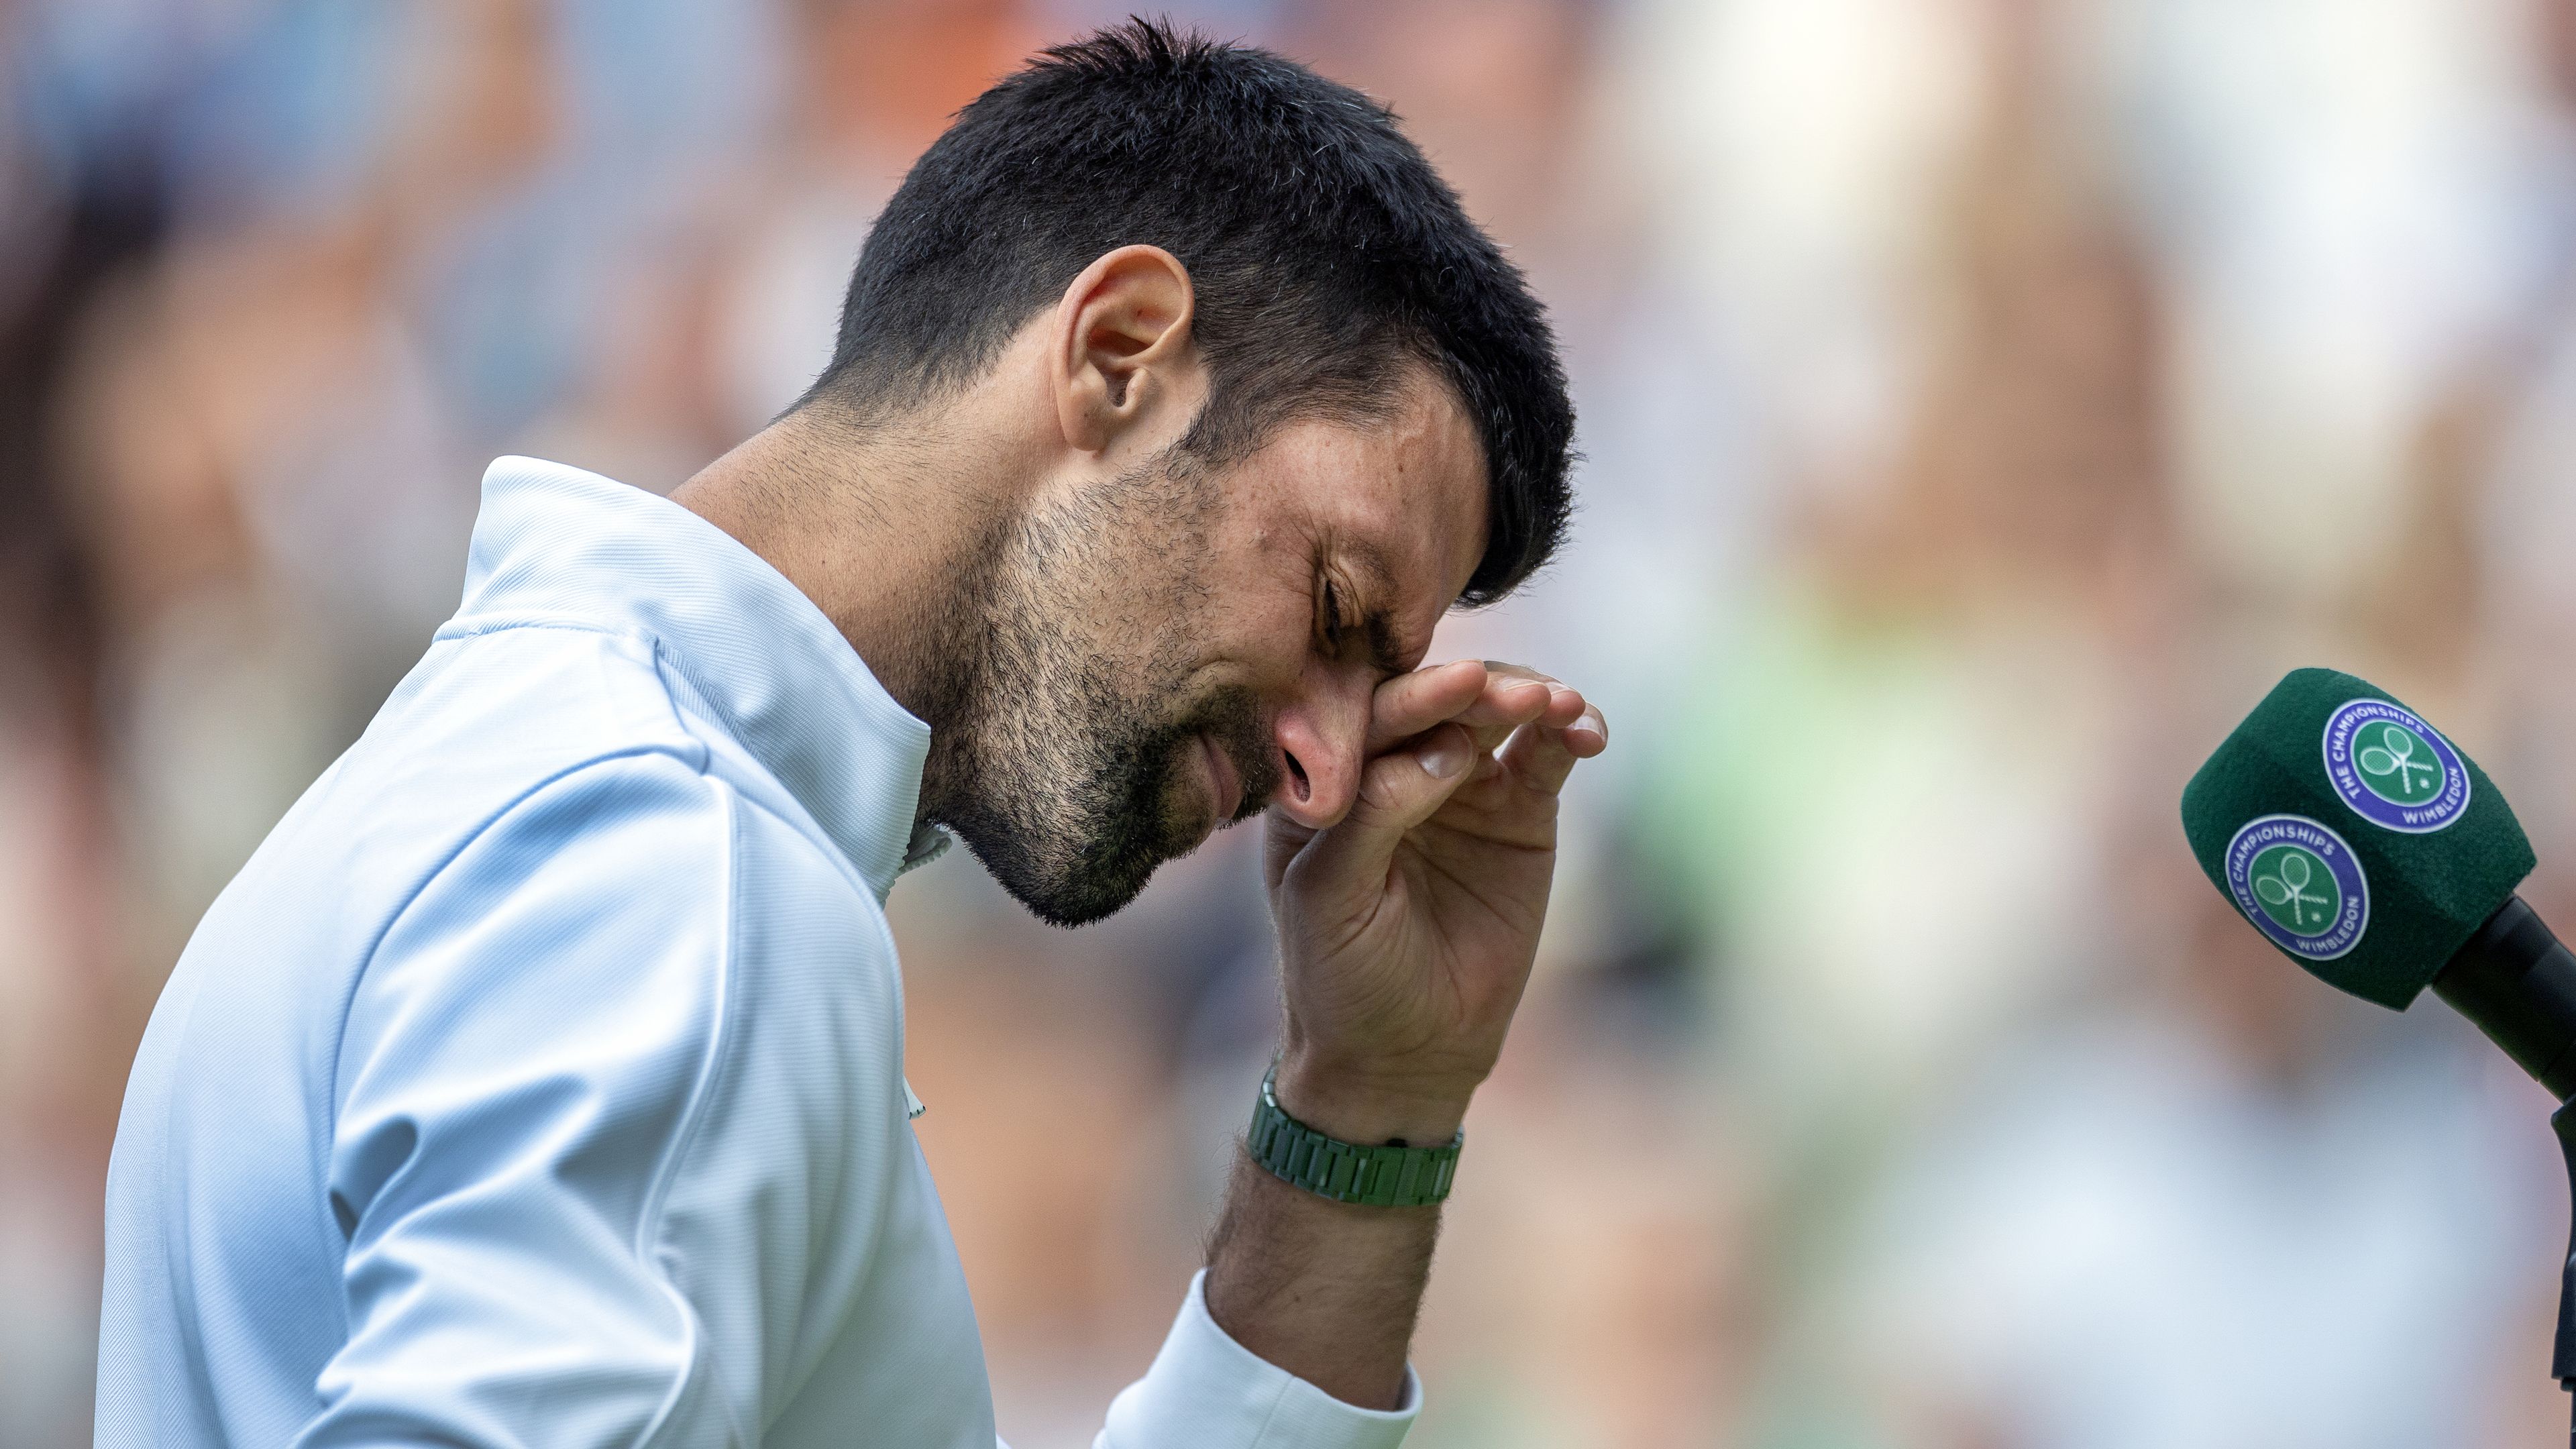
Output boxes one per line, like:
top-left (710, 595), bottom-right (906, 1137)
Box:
top-left (790, 19), bottom-right (1573, 924)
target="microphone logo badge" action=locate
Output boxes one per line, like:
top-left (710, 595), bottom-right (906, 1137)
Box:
top-left (2223, 814), bottom-right (2370, 960)
top-left (2321, 698), bottom-right (2471, 833)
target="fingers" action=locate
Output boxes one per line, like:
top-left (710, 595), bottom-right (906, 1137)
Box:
top-left (1498, 695), bottom-right (1607, 796)
top-left (1489, 669), bottom-right (1605, 795)
top-left (1295, 722), bottom-right (1481, 879)
top-left (1368, 659), bottom-right (1560, 755)
top-left (1364, 659), bottom-right (1487, 755)
top-left (1452, 677), bottom-right (1558, 750)
top-left (1355, 659), bottom-right (1606, 804)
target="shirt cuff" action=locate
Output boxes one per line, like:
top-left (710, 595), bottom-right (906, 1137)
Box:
top-left (1096, 1271), bottom-right (1421, 1449)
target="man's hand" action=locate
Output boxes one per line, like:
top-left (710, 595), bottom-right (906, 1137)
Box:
top-left (1205, 659), bottom-right (1604, 1411)
top-left (1263, 659), bottom-right (1607, 1144)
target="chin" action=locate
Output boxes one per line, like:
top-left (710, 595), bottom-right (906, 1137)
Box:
top-left (949, 815), bottom-right (1169, 929)
top-left (942, 737), bottom-right (1210, 928)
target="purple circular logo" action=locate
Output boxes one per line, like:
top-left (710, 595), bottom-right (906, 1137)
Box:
top-left (2223, 814), bottom-right (2369, 961)
top-left (2321, 698), bottom-right (2469, 833)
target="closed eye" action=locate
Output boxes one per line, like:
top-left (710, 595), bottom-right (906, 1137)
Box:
top-left (1317, 559), bottom-right (1412, 676)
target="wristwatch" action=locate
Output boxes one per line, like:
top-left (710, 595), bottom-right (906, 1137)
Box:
top-left (1246, 1064), bottom-right (1462, 1208)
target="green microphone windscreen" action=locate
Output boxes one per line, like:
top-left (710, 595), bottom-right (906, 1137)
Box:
top-left (2181, 667), bottom-right (2535, 1010)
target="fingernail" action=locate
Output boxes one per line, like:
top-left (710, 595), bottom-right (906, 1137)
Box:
top-left (1568, 720), bottom-right (1604, 748)
top-left (1420, 735), bottom-right (1470, 778)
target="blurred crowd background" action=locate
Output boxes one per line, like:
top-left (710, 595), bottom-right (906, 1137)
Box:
top-left (11, 0), bottom-right (2576, 1444)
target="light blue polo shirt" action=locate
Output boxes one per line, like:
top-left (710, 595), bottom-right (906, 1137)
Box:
top-left (96, 457), bottom-right (1418, 1448)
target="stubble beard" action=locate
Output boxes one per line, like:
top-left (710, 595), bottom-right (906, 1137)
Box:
top-left (917, 451), bottom-right (1279, 927)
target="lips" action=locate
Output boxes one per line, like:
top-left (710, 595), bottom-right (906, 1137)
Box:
top-left (1198, 731), bottom-right (1244, 835)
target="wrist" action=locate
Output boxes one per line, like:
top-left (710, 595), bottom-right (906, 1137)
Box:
top-left (1273, 1051), bottom-right (1474, 1146)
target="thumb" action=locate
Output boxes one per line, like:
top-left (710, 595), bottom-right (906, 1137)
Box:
top-left (1298, 724), bottom-right (1479, 877)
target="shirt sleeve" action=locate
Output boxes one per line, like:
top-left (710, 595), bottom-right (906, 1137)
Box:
top-left (301, 753), bottom-right (749, 1449)
top-left (1095, 1272), bottom-right (1420, 1449)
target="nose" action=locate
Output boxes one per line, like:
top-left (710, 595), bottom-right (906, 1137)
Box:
top-left (1267, 669), bottom-right (1372, 829)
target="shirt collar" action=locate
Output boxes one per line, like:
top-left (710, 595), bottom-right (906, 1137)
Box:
top-left (455, 455), bottom-right (937, 896)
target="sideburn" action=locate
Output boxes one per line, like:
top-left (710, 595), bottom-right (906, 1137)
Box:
top-left (914, 450), bottom-right (1250, 925)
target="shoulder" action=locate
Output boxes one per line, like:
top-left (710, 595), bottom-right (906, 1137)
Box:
top-left (345, 745), bottom-right (906, 1144)
top-left (343, 751), bottom-right (741, 1102)
top-left (373, 619), bottom-right (710, 787)
top-left (361, 619), bottom-right (893, 941)
top-left (290, 621), bottom-right (711, 926)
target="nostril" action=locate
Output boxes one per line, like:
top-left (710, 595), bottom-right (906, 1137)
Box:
top-left (1283, 749), bottom-right (1311, 804)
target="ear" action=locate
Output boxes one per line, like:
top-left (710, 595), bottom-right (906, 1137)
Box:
top-left (1050, 245), bottom-right (1200, 455)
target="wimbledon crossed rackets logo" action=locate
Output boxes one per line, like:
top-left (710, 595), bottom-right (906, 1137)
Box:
top-left (2249, 845), bottom-right (2335, 932)
top-left (2354, 720), bottom-right (2440, 805)
top-left (2322, 698), bottom-right (2470, 833)
top-left (2223, 814), bottom-right (2369, 960)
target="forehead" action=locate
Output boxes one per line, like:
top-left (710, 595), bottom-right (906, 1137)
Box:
top-left (1228, 372), bottom-right (1489, 604)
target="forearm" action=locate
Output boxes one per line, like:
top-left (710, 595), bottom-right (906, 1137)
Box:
top-left (1201, 1066), bottom-right (1464, 1411)
top-left (1204, 659), bottom-right (1600, 1414)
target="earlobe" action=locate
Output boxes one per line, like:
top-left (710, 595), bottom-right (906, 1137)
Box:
top-left (1051, 244), bottom-right (1199, 455)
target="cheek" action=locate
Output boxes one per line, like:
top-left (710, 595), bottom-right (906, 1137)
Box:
top-left (1186, 496), bottom-right (1320, 690)
top-left (1189, 574), bottom-right (1316, 689)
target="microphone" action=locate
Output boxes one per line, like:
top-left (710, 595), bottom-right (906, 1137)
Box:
top-left (2180, 667), bottom-right (2575, 1093)
top-left (2184, 667), bottom-right (2576, 1419)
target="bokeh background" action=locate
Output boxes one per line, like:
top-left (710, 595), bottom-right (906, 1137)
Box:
top-left (11, 0), bottom-right (2576, 1443)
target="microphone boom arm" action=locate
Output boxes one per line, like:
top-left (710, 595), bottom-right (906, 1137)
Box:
top-left (2428, 895), bottom-right (2576, 1426)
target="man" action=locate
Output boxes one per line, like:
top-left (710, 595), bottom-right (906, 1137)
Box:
top-left (96, 20), bottom-right (1599, 1448)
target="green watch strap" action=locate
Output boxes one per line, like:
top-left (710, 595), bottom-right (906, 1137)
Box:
top-left (1246, 1065), bottom-right (1462, 1208)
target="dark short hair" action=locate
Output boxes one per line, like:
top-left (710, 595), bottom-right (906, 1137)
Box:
top-left (800, 17), bottom-right (1573, 605)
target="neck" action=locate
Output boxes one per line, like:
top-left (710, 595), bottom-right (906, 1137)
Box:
top-left (669, 406), bottom-right (1008, 733)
